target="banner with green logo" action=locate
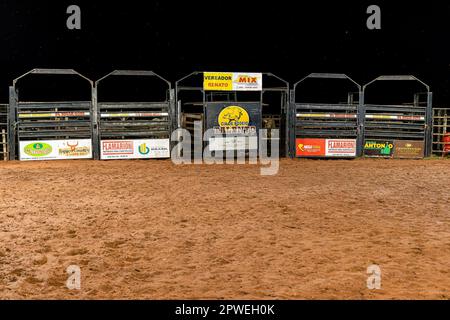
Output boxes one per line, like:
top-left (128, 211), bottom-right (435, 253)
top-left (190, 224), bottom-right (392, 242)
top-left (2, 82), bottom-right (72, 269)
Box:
top-left (19, 139), bottom-right (92, 161)
top-left (363, 140), bottom-right (394, 158)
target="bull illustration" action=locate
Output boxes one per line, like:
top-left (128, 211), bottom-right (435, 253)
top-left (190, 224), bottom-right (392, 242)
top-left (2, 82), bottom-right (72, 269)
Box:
top-left (222, 108), bottom-right (243, 125)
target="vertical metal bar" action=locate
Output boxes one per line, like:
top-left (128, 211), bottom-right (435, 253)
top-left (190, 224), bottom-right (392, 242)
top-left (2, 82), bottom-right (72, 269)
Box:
top-left (91, 86), bottom-right (99, 160)
top-left (414, 93), bottom-right (419, 107)
top-left (169, 88), bottom-right (176, 152)
top-left (2, 129), bottom-right (6, 161)
top-left (425, 92), bottom-right (433, 157)
top-left (284, 89), bottom-right (289, 158)
top-left (357, 90), bottom-right (365, 157)
top-left (202, 89), bottom-right (206, 155)
top-left (289, 89), bottom-right (296, 158)
top-left (8, 86), bottom-right (17, 160)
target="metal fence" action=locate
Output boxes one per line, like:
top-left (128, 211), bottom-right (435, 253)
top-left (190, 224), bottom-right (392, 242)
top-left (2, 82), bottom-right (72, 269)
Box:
top-left (95, 70), bottom-right (173, 160)
top-left (432, 108), bottom-right (449, 156)
top-left (1, 70), bottom-right (441, 161)
top-left (291, 73), bottom-right (362, 158)
top-left (0, 104), bottom-right (7, 160)
top-left (362, 76), bottom-right (433, 158)
top-left (9, 69), bottom-right (95, 161)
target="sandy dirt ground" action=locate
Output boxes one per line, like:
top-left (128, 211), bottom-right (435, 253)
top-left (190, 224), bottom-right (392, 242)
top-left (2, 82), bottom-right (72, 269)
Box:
top-left (0, 158), bottom-right (449, 300)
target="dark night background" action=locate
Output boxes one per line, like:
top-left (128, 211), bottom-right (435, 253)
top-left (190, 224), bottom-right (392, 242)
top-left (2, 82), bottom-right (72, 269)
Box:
top-left (0, 1), bottom-right (449, 104)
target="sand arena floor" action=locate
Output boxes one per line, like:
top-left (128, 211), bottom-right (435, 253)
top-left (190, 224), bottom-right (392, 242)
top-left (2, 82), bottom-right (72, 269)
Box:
top-left (0, 158), bottom-right (449, 299)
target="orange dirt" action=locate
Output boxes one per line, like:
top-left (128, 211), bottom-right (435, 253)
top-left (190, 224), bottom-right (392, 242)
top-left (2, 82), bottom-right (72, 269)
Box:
top-left (0, 158), bottom-right (449, 299)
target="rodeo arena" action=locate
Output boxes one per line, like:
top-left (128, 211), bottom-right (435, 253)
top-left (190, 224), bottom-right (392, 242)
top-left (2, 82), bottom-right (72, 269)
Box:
top-left (0, 68), bottom-right (450, 300)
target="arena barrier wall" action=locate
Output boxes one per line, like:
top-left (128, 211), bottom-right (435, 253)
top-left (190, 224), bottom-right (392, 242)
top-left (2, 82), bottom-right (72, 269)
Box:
top-left (362, 76), bottom-right (433, 159)
top-left (94, 70), bottom-right (173, 160)
top-left (9, 69), bottom-right (95, 161)
top-left (0, 104), bottom-right (8, 161)
top-left (175, 71), bottom-right (289, 158)
top-left (290, 73), bottom-right (362, 158)
top-left (2, 70), bottom-right (437, 161)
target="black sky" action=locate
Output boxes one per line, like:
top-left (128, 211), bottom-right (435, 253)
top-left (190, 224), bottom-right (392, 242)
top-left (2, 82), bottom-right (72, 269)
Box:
top-left (0, 1), bottom-right (449, 104)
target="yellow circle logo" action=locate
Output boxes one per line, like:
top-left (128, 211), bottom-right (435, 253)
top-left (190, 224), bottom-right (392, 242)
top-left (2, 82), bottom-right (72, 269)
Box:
top-left (218, 106), bottom-right (249, 127)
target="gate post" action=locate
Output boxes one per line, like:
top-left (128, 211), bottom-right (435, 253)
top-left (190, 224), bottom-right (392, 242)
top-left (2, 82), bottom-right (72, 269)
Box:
top-left (8, 86), bottom-right (17, 160)
top-left (425, 92), bottom-right (433, 157)
top-left (169, 88), bottom-right (176, 152)
top-left (91, 86), bottom-right (99, 160)
top-left (289, 89), bottom-right (296, 158)
top-left (357, 90), bottom-right (365, 157)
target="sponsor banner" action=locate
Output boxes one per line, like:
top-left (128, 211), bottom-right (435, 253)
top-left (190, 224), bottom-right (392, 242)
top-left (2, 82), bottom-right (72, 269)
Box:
top-left (203, 72), bottom-right (262, 91)
top-left (100, 139), bottom-right (170, 159)
top-left (393, 140), bottom-right (424, 159)
top-left (296, 138), bottom-right (326, 157)
top-left (19, 112), bottom-right (90, 119)
top-left (19, 139), bottom-right (92, 161)
top-left (296, 138), bottom-right (356, 157)
top-left (297, 113), bottom-right (357, 119)
top-left (206, 102), bottom-right (261, 151)
top-left (325, 139), bottom-right (357, 157)
top-left (100, 112), bottom-right (168, 118)
top-left (363, 140), bottom-right (394, 158)
top-left (209, 136), bottom-right (258, 151)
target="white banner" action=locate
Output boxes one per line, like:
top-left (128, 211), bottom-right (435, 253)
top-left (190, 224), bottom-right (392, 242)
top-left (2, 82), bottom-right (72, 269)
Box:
top-left (231, 73), bottom-right (263, 91)
top-left (100, 139), bottom-right (170, 160)
top-left (19, 139), bottom-right (93, 161)
top-left (325, 139), bottom-right (357, 157)
top-left (209, 136), bottom-right (258, 151)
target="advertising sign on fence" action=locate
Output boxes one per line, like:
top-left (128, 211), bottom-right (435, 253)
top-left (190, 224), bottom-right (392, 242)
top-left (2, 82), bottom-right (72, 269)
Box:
top-left (206, 102), bottom-right (261, 151)
top-left (363, 140), bottom-right (394, 158)
top-left (100, 139), bottom-right (170, 160)
top-left (203, 72), bottom-right (263, 91)
top-left (19, 139), bottom-right (92, 161)
top-left (296, 138), bottom-right (326, 157)
top-left (325, 139), bottom-right (357, 157)
top-left (296, 138), bottom-right (356, 157)
top-left (393, 140), bottom-right (424, 159)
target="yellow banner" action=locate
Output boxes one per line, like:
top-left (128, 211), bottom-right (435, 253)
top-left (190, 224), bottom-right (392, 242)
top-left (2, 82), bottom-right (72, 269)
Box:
top-left (203, 72), bottom-right (233, 91)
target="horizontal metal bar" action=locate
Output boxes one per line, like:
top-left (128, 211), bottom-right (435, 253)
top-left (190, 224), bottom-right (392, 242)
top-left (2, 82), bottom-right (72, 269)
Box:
top-left (365, 132), bottom-right (425, 138)
top-left (365, 115), bottom-right (425, 121)
top-left (100, 112), bottom-right (169, 118)
top-left (296, 103), bottom-right (358, 111)
top-left (99, 102), bottom-right (169, 109)
top-left (100, 132), bottom-right (169, 137)
top-left (297, 113), bottom-right (357, 119)
top-left (19, 133), bottom-right (91, 138)
top-left (19, 112), bottom-right (91, 119)
top-left (19, 122), bottom-right (91, 128)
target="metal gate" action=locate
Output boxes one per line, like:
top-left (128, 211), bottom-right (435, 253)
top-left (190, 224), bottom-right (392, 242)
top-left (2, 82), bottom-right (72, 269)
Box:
top-left (175, 71), bottom-right (289, 158)
top-left (0, 104), bottom-right (8, 160)
top-left (362, 76), bottom-right (432, 158)
top-left (291, 74), bottom-right (362, 158)
top-left (95, 70), bottom-right (173, 160)
top-left (432, 108), bottom-right (449, 156)
top-left (9, 69), bottom-right (95, 161)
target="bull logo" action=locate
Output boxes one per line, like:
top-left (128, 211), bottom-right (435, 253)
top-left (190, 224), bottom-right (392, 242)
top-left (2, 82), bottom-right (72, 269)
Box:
top-left (218, 106), bottom-right (250, 127)
top-left (67, 142), bottom-right (79, 152)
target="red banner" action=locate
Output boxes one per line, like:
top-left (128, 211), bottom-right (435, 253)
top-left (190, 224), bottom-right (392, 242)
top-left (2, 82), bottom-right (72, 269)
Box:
top-left (296, 139), bottom-right (326, 157)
